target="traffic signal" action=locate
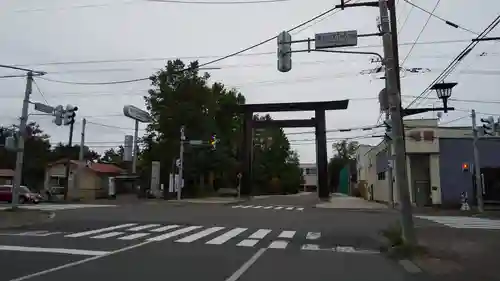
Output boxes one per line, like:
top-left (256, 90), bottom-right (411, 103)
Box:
top-left (481, 116), bottom-right (495, 136)
top-left (461, 162), bottom-right (470, 172)
top-left (277, 31), bottom-right (292, 73)
top-left (63, 105), bottom-right (78, 126)
top-left (53, 105), bottom-right (63, 126)
top-left (383, 120), bottom-right (392, 141)
top-left (210, 134), bottom-right (217, 150)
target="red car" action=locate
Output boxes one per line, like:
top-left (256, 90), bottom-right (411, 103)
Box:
top-left (0, 185), bottom-right (41, 204)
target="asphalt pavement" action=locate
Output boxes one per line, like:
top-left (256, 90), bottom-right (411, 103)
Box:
top-left (0, 193), bottom-right (428, 281)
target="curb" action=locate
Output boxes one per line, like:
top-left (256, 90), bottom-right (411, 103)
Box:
top-left (0, 211), bottom-right (56, 230)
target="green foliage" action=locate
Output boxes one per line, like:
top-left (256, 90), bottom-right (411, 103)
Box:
top-left (141, 59), bottom-right (302, 197)
top-left (0, 122), bottom-right (102, 191)
top-left (328, 140), bottom-right (359, 190)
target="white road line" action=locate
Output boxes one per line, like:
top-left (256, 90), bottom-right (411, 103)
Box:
top-left (150, 225), bottom-right (181, 232)
top-left (232, 205), bottom-right (243, 208)
top-left (147, 226), bottom-right (202, 242)
top-left (278, 231), bottom-right (295, 238)
top-left (274, 206), bottom-right (283, 210)
top-left (127, 224), bottom-right (161, 231)
top-left (237, 239), bottom-right (259, 247)
top-left (285, 207), bottom-right (294, 210)
top-left (0, 245), bottom-right (109, 256)
top-left (268, 240), bottom-right (288, 249)
top-left (206, 228), bottom-right (247, 245)
top-left (241, 206), bottom-right (253, 208)
top-left (336, 246), bottom-right (355, 252)
top-left (248, 229), bottom-right (271, 239)
top-left (91, 232), bottom-right (123, 239)
top-left (296, 207), bottom-right (304, 211)
top-left (306, 232), bottom-right (321, 240)
top-left (118, 232), bottom-right (150, 240)
top-left (175, 227), bottom-right (225, 243)
top-left (263, 206), bottom-right (273, 209)
top-left (7, 240), bottom-right (153, 281)
top-left (252, 206), bottom-right (263, 209)
top-left (65, 223), bottom-right (137, 238)
top-left (225, 248), bottom-right (267, 281)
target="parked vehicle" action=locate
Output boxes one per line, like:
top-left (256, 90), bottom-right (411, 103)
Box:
top-left (0, 185), bottom-right (42, 204)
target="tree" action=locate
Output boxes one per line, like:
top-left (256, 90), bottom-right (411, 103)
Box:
top-left (142, 59), bottom-right (302, 197)
top-left (100, 146), bottom-right (124, 163)
top-left (142, 59), bottom-right (245, 197)
top-left (50, 143), bottom-right (100, 162)
top-left (0, 122), bottom-right (52, 190)
top-left (328, 140), bottom-right (359, 192)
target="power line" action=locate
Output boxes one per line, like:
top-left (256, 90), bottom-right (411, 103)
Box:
top-left (401, 0), bottom-right (441, 66)
top-left (147, 0), bottom-right (293, 4)
top-left (403, 0), bottom-right (480, 36)
top-left (36, 1), bottom-right (352, 86)
top-left (32, 78), bottom-right (49, 105)
top-left (86, 120), bottom-right (147, 131)
top-left (406, 14), bottom-right (500, 108)
top-left (16, 38), bottom-right (476, 68)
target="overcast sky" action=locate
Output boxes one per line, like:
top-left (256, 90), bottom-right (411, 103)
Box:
top-left (1, 0), bottom-right (499, 163)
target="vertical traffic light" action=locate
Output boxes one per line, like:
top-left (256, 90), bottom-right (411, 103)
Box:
top-left (481, 116), bottom-right (495, 136)
top-left (277, 31), bottom-right (292, 73)
top-left (63, 105), bottom-right (78, 126)
top-left (210, 134), bottom-right (217, 150)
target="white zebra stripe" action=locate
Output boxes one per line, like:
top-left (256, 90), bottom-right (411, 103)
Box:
top-left (206, 228), bottom-right (247, 245)
top-left (147, 226), bottom-right (202, 242)
top-left (175, 227), bottom-right (225, 243)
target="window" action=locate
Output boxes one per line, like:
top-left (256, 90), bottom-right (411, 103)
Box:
top-left (305, 168), bottom-right (317, 175)
top-left (377, 172), bottom-right (386, 180)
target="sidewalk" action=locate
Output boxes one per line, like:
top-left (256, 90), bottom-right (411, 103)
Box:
top-left (414, 224), bottom-right (500, 281)
top-left (0, 209), bottom-right (54, 229)
top-left (315, 194), bottom-right (389, 210)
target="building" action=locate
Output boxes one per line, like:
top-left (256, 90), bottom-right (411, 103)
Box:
top-left (357, 118), bottom-right (500, 207)
top-left (0, 169), bottom-right (14, 185)
top-left (44, 160), bottom-right (125, 200)
top-left (299, 163), bottom-right (317, 191)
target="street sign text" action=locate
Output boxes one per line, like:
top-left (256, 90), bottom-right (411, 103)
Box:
top-left (315, 30), bottom-right (358, 49)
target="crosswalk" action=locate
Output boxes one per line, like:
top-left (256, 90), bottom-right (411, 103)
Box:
top-left (54, 223), bottom-right (325, 250)
top-left (0, 204), bottom-right (116, 211)
top-left (416, 215), bottom-right (500, 230)
top-left (231, 205), bottom-right (304, 211)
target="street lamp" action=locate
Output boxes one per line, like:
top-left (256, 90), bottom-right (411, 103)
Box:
top-left (431, 82), bottom-right (457, 113)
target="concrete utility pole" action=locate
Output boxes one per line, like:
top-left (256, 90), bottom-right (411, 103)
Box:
top-left (385, 111), bottom-right (394, 208)
top-left (79, 118), bottom-right (86, 162)
top-left (11, 72), bottom-right (33, 209)
top-left (178, 126), bottom-right (185, 200)
top-left (63, 121), bottom-right (75, 201)
top-left (75, 118), bottom-right (86, 194)
top-left (471, 109), bottom-right (484, 212)
top-left (379, 0), bottom-right (416, 245)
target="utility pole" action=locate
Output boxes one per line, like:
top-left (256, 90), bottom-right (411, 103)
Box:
top-left (386, 111), bottom-right (394, 208)
top-left (132, 120), bottom-right (139, 174)
top-left (79, 118), bottom-right (86, 162)
top-left (11, 72), bottom-right (33, 209)
top-left (471, 109), bottom-right (484, 212)
top-left (379, 0), bottom-right (416, 245)
top-left (63, 121), bottom-right (75, 201)
top-left (178, 126), bottom-right (185, 200)
top-left (75, 118), bottom-right (86, 195)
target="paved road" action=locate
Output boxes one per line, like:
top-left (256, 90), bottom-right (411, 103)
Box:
top-left (0, 195), bottom-right (427, 281)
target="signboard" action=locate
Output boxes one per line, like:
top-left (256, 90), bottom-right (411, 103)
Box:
top-left (315, 30), bottom-right (358, 49)
top-left (189, 140), bottom-right (203, 145)
top-left (123, 135), bottom-right (133, 162)
top-left (123, 105), bottom-right (152, 123)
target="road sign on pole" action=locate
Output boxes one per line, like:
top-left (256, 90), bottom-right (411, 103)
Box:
top-left (314, 30), bottom-right (358, 49)
top-left (189, 140), bottom-right (203, 145)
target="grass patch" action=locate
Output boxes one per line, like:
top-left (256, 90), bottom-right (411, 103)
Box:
top-left (380, 223), bottom-right (427, 259)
